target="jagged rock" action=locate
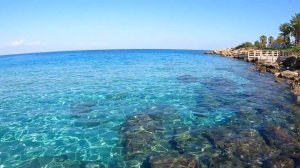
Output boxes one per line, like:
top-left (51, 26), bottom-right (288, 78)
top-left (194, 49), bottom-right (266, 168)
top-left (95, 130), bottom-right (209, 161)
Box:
top-left (142, 154), bottom-right (199, 168)
top-left (280, 70), bottom-right (299, 80)
top-left (275, 72), bottom-right (281, 77)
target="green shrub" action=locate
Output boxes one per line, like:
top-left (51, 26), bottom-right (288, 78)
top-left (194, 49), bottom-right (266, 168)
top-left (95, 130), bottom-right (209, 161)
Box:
top-left (235, 42), bottom-right (255, 49)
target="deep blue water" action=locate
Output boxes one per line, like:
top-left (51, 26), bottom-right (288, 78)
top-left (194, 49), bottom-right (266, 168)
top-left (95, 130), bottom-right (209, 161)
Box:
top-left (0, 50), bottom-right (299, 167)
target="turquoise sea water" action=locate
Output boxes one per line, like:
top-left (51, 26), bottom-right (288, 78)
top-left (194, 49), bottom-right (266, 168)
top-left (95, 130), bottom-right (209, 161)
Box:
top-left (0, 50), bottom-right (299, 167)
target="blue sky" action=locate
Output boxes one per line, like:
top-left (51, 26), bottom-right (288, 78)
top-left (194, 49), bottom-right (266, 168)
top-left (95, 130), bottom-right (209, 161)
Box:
top-left (0, 0), bottom-right (299, 55)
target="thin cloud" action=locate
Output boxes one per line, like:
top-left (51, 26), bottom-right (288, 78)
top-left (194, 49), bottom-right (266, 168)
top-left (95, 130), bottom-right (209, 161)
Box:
top-left (11, 39), bottom-right (25, 46)
top-left (10, 39), bottom-right (41, 47)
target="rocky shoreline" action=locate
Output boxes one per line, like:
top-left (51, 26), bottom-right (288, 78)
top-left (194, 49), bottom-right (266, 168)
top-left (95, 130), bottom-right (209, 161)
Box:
top-left (205, 48), bottom-right (250, 58)
top-left (206, 49), bottom-right (300, 103)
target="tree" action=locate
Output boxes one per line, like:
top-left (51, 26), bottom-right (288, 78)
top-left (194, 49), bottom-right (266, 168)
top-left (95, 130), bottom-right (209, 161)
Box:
top-left (260, 35), bottom-right (267, 48)
top-left (275, 36), bottom-right (285, 45)
top-left (254, 41), bottom-right (262, 49)
top-left (291, 13), bottom-right (300, 45)
top-left (235, 42), bottom-right (254, 49)
top-left (268, 36), bottom-right (274, 46)
top-left (279, 23), bottom-right (292, 47)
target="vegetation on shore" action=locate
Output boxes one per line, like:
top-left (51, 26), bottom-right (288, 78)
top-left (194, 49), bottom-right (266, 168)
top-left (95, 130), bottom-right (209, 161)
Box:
top-left (235, 13), bottom-right (300, 55)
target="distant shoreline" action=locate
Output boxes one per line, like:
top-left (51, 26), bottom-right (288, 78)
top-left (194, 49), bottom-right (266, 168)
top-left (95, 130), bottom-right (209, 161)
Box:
top-left (206, 48), bottom-right (300, 103)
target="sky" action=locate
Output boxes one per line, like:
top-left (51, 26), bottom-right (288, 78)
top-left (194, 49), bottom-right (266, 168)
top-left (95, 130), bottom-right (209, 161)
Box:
top-left (0, 0), bottom-right (299, 55)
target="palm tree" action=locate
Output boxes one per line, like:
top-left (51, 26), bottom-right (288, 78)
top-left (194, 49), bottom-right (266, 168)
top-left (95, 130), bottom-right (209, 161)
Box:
top-left (279, 23), bottom-right (292, 47)
top-left (291, 13), bottom-right (300, 45)
top-left (260, 35), bottom-right (267, 48)
top-left (268, 36), bottom-right (274, 47)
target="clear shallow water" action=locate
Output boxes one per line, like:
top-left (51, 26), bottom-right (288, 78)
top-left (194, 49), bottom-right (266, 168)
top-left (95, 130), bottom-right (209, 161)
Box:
top-left (0, 50), bottom-right (299, 167)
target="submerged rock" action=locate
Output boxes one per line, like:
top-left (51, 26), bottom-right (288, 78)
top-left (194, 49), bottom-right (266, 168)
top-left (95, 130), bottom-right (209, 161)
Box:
top-left (119, 105), bottom-right (197, 167)
top-left (105, 93), bottom-right (128, 101)
top-left (177, 75), bottom-right (198, 83)
top-left (259, 125), bottom-right (300, 154)
top-left (201, 127), bottom-right (276, 167)
top-left (142, 153), bottom-right (199, 168)
top-left (263, 156), bottom-right (294, 168)
top-left (71, 101), bottom-right (97, 117)
top-left (120, 105), bottom-right (184, 166)
top-left (74, 119), bottom-right (103, 128)
top-left (194, 77), bottom-right (239, 118)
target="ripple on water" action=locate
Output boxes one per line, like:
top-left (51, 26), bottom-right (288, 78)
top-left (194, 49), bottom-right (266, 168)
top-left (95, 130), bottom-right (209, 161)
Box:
top-left (0, 50), bottom-right (299, 167)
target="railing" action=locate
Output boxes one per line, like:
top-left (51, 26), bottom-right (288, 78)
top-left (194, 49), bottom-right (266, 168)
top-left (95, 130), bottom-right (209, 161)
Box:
top-left (246, 50), bottom-right (291, 62)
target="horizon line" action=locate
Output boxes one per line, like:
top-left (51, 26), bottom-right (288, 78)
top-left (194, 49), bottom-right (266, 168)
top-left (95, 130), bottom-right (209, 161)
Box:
top-left (0, 48), bottom-right (210, 57)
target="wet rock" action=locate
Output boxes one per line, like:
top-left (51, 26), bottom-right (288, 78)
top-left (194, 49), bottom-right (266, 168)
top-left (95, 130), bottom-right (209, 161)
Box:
top-left (282, 56), bottom-right (300, 70)
top-left (263, 156), bottom-right (294, 168)
top-left (279, 70), bottom-right (299, 80)
top-left (177, 75), bottom-right (198, 83)
top-left (142, 153), bottom-right (199, 168)
top-left (255, 60), bottom-right (280, 74)
top-left (275, 77), bottom-right (286, 84)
